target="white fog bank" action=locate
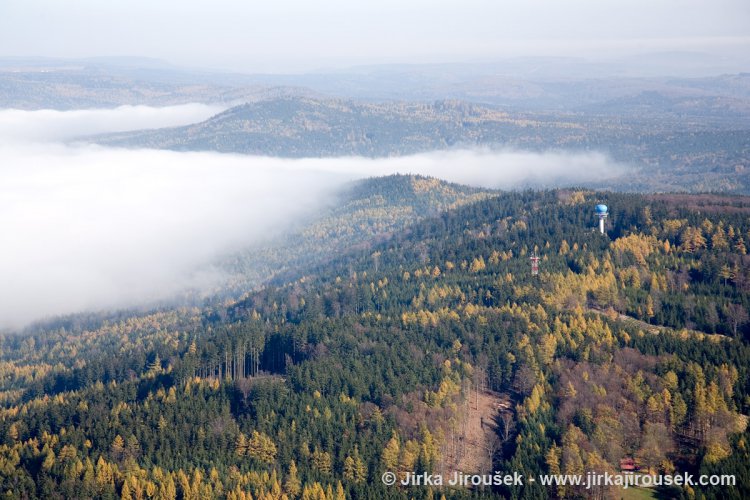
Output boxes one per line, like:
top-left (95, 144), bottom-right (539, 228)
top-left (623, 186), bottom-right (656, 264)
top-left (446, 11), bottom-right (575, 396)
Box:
top-left (0, 104), bottom-right (225, 143)
top-left (0, 105), bottom-right (629, 329)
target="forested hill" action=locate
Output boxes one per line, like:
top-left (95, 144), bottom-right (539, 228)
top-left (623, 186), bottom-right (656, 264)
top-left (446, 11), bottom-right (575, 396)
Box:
top-left (9, 175), bottom-right (491, 335)
top-left (94, 98), bottom-right (513, 156)
top-left (1, 186), bottom-right (750, 499)
top-left (215, 175), bottom-right (493, 295)
top-left (92, 96), bottom-right (750, 194)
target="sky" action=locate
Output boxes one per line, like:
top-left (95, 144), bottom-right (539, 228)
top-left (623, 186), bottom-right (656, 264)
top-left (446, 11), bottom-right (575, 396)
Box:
top-left (0, 106), bottom-right (626, 329)
top-left (1, 0), bottom-right (749, 72)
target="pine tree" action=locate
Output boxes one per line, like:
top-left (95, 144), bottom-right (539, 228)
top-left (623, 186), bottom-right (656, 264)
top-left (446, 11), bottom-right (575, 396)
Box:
top-left (111, 434), bottom-right (126, 461)
top-left (645, 295), bottom-right (655, 323)
top-left (120, 480), bottom-right (133, 500)
top-left (285, 460), bottom-right (301, 497)
top-left (381, 433), bottom-right (400, 471)
top-left (235, 433), bottom-right (247, 457)
top-left (96, 456), bottom-right (114, 491)
top-left (335, 481), bottom-right (346, 500)
top-left (159, 474), bottom-right (178, 500)
top-left (42, 448), bottom-right (55, 471)
top-left (247, 431), bottom-right (277, 463)
top-left (343, 457), bottom-right (357, 482)
top-left (343, 446), bottom-right (367, 483)
top-left (312, 448), bottom-right (332, 475)
top-left (148, 354), bottom-right (162, 375)
top-left (8, 423), bottom-right (18, 442)
top-left (545, 444), bottom-right (564, 497)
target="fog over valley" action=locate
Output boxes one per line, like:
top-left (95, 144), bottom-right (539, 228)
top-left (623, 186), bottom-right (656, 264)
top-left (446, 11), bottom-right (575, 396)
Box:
top-left (2, 2), bottom-right (750, 497)
top-left (0, 104), bottom-right (226, 143)
top-left (0, 106), bottom-right (626, 329)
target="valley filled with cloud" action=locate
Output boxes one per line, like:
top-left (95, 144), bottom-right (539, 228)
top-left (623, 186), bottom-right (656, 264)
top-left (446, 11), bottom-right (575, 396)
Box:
top-left (0, 105), bottom-right (626, 328)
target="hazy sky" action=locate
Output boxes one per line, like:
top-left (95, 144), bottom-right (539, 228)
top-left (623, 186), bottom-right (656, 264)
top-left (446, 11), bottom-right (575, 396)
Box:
top-left (1, 0), bottom-right (748, 72)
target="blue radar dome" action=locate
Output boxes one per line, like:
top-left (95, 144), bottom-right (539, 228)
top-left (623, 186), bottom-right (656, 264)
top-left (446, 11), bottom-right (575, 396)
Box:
top-left (595, 204), bottom-right (608, 214)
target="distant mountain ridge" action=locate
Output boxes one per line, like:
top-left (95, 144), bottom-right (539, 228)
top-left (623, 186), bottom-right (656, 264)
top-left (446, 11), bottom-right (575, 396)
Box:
top-left (94, 97), bottom-right (522, 156)
top-left (3, 56), bottom-right (750, 110)
top-left (92, 95), bottom-right (750, 194)
top-left (3, 57), bottom-right (748, 194)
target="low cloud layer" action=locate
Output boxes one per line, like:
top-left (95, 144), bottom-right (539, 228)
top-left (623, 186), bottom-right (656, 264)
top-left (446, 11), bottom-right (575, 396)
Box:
top-left (0, 104), bottom-right (224, 143)
top-left (301, 149), bottom-right (625, 188)
top-left (0, 106), bottom-right (627, 329)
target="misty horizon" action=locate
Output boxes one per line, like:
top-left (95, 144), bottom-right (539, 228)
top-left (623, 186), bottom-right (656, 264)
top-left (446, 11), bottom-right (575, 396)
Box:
top-left (1, 1), bottom-right (748, 74)
top-left (2, 49), bottom-right (749, 79)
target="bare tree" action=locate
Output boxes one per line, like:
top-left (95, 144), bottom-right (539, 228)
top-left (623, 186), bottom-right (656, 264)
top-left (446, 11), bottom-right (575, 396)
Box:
top-left (472, 367), bottom-right (486, 409)
top-left (725, 303), bottom-right (748, 338)
top-left (512, 363), bottom-right (537, 396)
top-left (371, 251), bottom-right (381, 273)
top-left (483, 433), bottom-right (501, 475)
top-left (500, 412), bottom-right (514, 443)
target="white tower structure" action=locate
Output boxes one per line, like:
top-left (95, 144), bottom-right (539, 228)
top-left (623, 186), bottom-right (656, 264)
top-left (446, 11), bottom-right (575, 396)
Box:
top-left (595, 204), bottom-right (608, 234)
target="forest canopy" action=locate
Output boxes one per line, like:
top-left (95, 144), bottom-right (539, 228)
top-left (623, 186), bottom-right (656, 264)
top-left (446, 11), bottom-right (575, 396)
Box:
top-left (1, 178), bottom-right (748, 499)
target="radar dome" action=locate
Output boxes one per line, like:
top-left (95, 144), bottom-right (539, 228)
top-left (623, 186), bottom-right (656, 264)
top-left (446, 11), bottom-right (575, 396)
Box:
top-left (595, 204), bottom-right (608, 214)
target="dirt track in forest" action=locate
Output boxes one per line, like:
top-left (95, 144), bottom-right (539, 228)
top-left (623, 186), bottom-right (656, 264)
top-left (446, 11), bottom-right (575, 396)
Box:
top-left (587, 307), bottom-right (729, 340)
top-left (442, 390), bottom-right (512, 476)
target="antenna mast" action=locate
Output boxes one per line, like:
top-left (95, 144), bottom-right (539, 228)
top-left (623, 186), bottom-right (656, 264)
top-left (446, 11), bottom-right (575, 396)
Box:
top-left (530, 252), bottom-right (541, 276)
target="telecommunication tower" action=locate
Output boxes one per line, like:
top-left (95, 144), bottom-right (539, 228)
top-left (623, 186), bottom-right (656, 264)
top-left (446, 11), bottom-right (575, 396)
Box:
top-left (530, 252), bottom-right (541, 276)
top-left (595, 204), bottom-right (609, 234)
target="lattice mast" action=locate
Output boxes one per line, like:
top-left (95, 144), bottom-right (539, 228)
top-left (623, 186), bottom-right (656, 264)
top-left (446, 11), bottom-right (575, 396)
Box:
top-left (530, 252), bottom-right (541, 276)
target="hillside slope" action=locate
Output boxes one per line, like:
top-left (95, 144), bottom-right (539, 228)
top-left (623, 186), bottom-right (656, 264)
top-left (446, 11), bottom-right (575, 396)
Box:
top-left (1, 185), bottom-right (749, 499)
top-left (217, 174), bottom-right (494, 294)
top-left (94, 98), bottom-right (518, 156)
top-left (93, 96), bottom-right (750, 194)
